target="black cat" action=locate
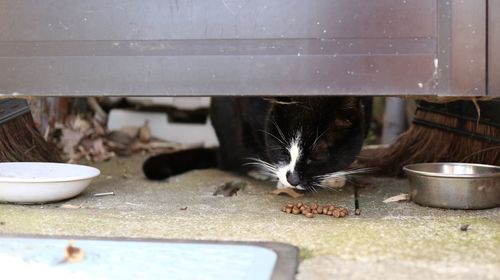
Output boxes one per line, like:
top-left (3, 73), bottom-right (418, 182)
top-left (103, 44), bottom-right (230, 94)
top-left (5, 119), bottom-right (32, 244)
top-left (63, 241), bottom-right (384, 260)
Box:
top-left (143, 97), bottom-right (371, 192)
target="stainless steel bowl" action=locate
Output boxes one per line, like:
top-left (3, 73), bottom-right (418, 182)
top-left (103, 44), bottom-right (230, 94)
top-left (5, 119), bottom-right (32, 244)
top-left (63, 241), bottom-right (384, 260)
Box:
top-left (403, 163), bottom-right (500, 209)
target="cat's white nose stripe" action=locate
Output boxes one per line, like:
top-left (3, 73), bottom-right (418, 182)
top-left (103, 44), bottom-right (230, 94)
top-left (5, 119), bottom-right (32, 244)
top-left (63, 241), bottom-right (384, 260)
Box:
top-left (287, 133), bottom-right (301, 171)
top-left (275, 132), bottom-right (302, 187)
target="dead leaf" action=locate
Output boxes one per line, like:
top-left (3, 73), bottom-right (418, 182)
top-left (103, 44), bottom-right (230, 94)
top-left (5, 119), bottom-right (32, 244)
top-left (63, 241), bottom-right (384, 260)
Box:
top-left (213, 181), bottom-right (247, 197)
top-left (139, 121), bottom-right (151, 143)
top-left (92, 119), bottom-right (106, 136)
top-left (119, 126), bottom-right (140, 138)
top-left (62, 241), bottom-right (85, 264)
top-left (72, 115), bottom-right (91, 133)
top-left (383, 193), bottom-right (409, 203)
top-left (271, 188), bottom-right (304, 198)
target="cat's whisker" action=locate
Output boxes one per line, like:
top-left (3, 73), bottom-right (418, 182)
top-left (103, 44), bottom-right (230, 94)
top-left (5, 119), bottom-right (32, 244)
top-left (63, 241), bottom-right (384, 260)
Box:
top-left (312, 127), bottom-right (329, 149)
top-left (271, 118), bottom-right (288, 145)
top-left (243, 158), bottom-right (279, 175)
top-left (243, 162), bottom-right (277, 172)
top-left (314, 167), bottom-right (376, 182)
top-left (259, 129), bottom-right (287, 146)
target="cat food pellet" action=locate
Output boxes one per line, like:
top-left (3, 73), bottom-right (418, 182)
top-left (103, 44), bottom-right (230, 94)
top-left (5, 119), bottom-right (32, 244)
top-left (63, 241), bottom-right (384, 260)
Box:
top-left (281, 201), bottom-right (349, 219)
top-left (332, 210), bottom-right (341, 218)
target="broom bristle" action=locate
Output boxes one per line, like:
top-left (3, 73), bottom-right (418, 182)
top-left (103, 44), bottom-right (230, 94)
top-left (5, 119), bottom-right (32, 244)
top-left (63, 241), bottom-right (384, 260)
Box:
top-left (358, 110), bottom-right (500, 176)
top-left (0, 113), bottom-right (63, 162)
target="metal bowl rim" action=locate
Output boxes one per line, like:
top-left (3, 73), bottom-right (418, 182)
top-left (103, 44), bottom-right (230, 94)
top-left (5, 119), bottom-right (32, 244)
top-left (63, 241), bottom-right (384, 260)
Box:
top-left (403, 162), bottom-right (500, 178)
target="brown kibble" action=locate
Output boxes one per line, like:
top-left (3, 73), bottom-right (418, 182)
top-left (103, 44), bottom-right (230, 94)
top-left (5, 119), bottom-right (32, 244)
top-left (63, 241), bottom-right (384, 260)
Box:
top-left (304, 212), bottom-right (314, 218)
top-left (287, 203), bottom-right (294, 208)
top-left (299, 206), bottom-right (306, 212)
top-left (286, 208), bottom-right (292, 214)
top-left (312, 209), bottom-right (318, 214)
top-left (332, 210), bottom-right (341, 218)
top-left (328, 205), bottom-right (335, 211)
top-left (292, 207), bottom-right (301, 215)
top-left (297, 202), bottom-right (303, 208)
top-left (311, 203), bottom-right (318, 210)
top-left (317, 206), bottom-right (323, 213)
top-left (327, 210), bottom-right (333, 216)
top-left (323, 208), bottom-right (329, 215)
top-left (281, 206), bottom-right (287, 212)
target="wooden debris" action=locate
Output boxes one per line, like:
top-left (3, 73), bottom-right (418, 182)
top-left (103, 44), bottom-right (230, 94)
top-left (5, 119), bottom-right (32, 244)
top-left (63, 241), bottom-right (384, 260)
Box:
top-left (271, 188), bottom-right (304, 198)
top-left (93, 192), bottom-right (115, 197)
top-left (383, 193), bottom-right (410, 203)
top-left (61, 241), bottom-right (85, 264)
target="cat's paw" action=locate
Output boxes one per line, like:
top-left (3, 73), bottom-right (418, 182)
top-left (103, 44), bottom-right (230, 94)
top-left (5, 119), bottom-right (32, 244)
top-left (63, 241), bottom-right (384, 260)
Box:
top-left (247, 170), bottom-right (272, 181)
top-left (321, 176), bottom-right (346, 189)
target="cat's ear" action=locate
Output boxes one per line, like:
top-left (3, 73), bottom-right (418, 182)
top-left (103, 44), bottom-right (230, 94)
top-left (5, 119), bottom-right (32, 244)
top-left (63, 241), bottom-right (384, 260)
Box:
top-left (334, 97), bottom-right (362, 127)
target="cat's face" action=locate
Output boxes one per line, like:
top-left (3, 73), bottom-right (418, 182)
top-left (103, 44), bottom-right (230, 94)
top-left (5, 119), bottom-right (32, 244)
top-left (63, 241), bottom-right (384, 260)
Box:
top-left (262, 97), bottom-right (366, 191)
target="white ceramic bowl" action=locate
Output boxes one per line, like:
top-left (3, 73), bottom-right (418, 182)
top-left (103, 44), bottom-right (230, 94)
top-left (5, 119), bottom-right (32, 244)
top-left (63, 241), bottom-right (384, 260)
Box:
top-left (0, 162), bottom-right (100, 204)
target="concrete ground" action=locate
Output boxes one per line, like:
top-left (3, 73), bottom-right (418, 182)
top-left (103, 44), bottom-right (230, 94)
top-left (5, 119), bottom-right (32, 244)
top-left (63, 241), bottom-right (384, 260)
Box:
top-left (0, 156), bottom-right (499, 279)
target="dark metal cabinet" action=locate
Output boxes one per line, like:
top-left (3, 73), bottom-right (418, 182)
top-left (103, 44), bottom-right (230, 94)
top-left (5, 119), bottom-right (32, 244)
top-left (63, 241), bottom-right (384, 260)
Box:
top-left (0, 0), bottom-right (492, 96)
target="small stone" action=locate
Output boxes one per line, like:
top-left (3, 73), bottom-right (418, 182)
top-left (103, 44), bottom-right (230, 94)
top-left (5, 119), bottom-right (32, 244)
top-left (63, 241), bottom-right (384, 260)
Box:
top-left (460, 224), bottom-right (469, 231)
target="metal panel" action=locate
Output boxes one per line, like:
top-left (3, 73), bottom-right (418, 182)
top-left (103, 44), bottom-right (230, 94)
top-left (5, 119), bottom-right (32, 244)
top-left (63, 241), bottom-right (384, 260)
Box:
top-left (437, 0), bottom-right (487, 96)
top-left (0, 0), bottom-right (438, 96)
top-left (0, 0), bottom-right (485, 96)
top-left (0, 0), bottom-right (435, 40)
top-left (489, 0), bottom-right (500, 96)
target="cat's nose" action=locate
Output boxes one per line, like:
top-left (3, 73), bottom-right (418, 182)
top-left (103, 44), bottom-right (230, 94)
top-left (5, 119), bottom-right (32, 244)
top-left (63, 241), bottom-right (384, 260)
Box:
top-left (286, 171), bottom-right (301, 186)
